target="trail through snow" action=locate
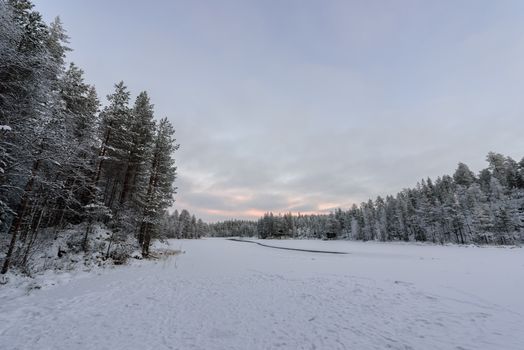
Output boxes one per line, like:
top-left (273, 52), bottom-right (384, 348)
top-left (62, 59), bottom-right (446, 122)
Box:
top-left (1, 238), bottom-right (523, 350)
top-left (227, 238), bottom-right (349, 254)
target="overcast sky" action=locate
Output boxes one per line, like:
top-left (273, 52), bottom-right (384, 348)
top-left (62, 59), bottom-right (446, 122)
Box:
top-left (35, 0), bottom-right (524, 222)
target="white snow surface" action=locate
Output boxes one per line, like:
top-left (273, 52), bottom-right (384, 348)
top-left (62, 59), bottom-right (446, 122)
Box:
top-left (1, 238), bottom-right (524, 350)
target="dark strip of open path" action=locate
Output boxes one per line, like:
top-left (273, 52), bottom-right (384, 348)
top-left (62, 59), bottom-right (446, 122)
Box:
top-left (227, 238), bottom-right (349, 255)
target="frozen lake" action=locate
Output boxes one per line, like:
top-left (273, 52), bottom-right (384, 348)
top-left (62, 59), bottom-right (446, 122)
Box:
top-left (1, 238), bottom-right (523, 349)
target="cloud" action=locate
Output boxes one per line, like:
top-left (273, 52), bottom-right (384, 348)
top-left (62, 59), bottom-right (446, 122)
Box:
top-left (35, 0), bottom-right (524, 222)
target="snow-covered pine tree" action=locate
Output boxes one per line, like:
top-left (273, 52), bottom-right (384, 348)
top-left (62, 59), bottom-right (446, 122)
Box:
top-left (1, 1), bottom-right (73, 273)
top-left (453, 162), bottom-right (477, 187)
top-left (138, 118), bottom-right (178, 256)
top-left (51, 63), bottom-right (100, 228)
top-left (95, 81), bottom-right (132, 208)
top-left (118, 91), bottom-right (155, 207)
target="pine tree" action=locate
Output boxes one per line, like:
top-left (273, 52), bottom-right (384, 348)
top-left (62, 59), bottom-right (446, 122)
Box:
top-left (138, 118), bottom-right (178, 256)
top-left (453, 162), bottom-right (476, 187)
top-left (1, 0), bottom-right (71, 273)
top-left (95, 81), bottom-right (132, 211)
top-left (487, 152), bottom-right (508, 188)
top-left (55, 63), bottom-right (100, 227)
top-left (118, 91), bottom-right (155, 206)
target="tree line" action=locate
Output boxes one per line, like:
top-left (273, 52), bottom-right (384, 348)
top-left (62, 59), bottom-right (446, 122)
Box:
top-left (207, 153), bottom-right (524, 245)
top-left (0, 0), bottom-right (178, 274)
top-left (161, 209), bottom-right (208, 239)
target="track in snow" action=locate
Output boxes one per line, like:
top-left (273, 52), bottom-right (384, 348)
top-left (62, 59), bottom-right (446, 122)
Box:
top-left (227, 238), bottom-right (349, 254)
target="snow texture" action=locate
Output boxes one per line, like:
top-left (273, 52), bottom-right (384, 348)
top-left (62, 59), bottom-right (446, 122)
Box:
top-left (1, 238), bottom-right (523, 350)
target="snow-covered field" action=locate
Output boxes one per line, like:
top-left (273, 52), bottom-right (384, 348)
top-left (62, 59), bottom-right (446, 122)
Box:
top-left (1, 238), bottom-right (524, 350)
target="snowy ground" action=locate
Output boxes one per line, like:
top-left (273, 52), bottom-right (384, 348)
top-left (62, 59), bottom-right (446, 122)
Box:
top-left (1, 238), bottom-right (524, 350)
